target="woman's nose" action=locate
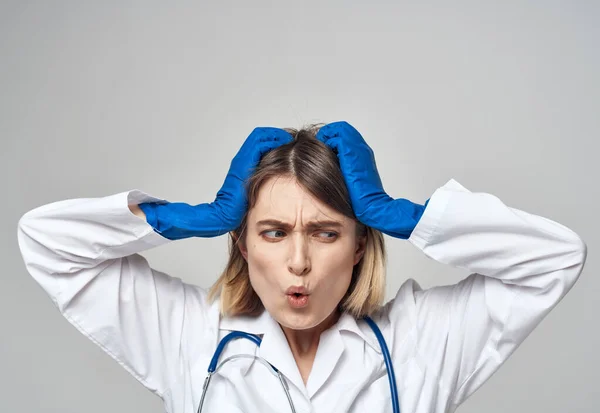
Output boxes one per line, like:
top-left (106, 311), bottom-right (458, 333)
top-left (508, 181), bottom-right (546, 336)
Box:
top-left (287, 235), bottom-right (311, 276)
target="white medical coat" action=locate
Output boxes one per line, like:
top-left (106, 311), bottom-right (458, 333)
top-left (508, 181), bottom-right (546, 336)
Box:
top-left (17, 179), bottom-right (587, 413)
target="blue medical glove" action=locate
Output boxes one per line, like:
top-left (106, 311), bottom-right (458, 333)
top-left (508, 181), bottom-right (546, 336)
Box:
top-left (316, 121), bottom-right (427, 239)
top-left (139, 127), bottom-right (293, 240)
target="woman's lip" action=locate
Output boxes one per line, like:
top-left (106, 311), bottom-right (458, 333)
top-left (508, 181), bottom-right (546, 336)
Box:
top-left (285, 286), bottom-right (309, 295)
top-left (287, 294), bottom-right (309, 308)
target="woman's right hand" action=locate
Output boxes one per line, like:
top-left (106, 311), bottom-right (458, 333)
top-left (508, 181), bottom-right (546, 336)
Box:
top-left (212, 127), bottom-right (293, 229)
top-left (138, 127), bottom-right (293, 240)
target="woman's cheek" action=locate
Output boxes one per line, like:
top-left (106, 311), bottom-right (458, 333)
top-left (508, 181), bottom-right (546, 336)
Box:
top-left (315, 243), bottom-right (355, 273)
top-left (247, 241), bottom-right (284, 287)
top-left (250, 241), bottom-right (284, 269)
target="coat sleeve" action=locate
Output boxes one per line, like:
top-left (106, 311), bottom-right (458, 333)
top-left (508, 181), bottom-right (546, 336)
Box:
top-left (387, 179), bottom-right (587, 407)
top-left (17, 189), bottom-right (211, 398)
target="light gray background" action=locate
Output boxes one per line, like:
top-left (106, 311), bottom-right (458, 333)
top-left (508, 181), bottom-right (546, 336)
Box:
top-left (2, 1), bottom-right (598, 412)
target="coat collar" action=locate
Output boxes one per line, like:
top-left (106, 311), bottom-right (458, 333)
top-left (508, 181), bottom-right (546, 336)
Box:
top-left (219, 309), bottom-right (387, 398)
top-left (219, 309), bottom-right (384, 353)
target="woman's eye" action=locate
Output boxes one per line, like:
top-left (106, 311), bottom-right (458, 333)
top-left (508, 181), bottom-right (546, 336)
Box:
top-left (261, 230), bottom-right (338, 241)
top-left (317, 231), bottom-right (338, 240)
top-left (263, 230), bottom-right (286, 239)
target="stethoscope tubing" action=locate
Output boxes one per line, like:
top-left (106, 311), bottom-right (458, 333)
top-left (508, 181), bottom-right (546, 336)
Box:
top-left (197, 316), bottom-right (400, 413)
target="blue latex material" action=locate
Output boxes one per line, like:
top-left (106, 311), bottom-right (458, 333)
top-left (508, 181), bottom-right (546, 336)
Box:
top-left (316, 121), bottom-right (427, 239)
top-left (139, 127), bottom-right (293, 240)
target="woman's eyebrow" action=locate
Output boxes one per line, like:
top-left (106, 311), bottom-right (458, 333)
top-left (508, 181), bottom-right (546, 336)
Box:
top-left (256, 219), bottom-right (344, 230)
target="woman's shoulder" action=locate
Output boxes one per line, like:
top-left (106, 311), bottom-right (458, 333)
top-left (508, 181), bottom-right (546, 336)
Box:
top-left (378, 278), bottom-right (423, 318)
top-left (177, 282), bottom-right (224, 349)
top-left (379, 275), bottom-right (482, 319)
top-left (372, 276), bottom-right (464, 338)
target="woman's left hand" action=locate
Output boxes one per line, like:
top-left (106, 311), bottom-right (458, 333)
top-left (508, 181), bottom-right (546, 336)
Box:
top-left (316, 121), bottom-right (426, 239)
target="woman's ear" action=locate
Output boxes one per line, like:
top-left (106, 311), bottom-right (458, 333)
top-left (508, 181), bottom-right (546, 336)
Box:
top-left (233, 232), bottom-right (248, 261)
top-left (353, 235), bottom-right (367, 265)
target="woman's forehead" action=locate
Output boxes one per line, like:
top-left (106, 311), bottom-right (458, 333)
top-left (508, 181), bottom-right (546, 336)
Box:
top-left (248, 176), bottom-right (349, 225)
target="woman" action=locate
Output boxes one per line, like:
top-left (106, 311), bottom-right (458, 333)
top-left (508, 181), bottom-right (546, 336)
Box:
top-left (18, 121), bottom-right (587, 412)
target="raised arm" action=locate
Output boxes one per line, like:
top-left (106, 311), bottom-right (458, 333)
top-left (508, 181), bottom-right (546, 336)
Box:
top-left (399, 179), bottom-right (585, 407)
top-left (17, 189), bottom-right (186, 397)
top-left (17, 127), bottom-right (294, 398)
top-left (317, 121), bottom-right (587, 408)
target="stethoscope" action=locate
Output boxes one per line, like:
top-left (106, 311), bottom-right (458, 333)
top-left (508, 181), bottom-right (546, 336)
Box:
top-left (197, 316), bottom-right (400, 413)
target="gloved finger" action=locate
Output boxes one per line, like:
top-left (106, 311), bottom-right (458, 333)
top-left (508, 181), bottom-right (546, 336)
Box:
top-left (254, 140), bottom-right (289, 161)
top-left (316, 121), bottom-right (347, 144)
top-left (257, 129), bottom-right (294, 150)
top-left (251, 127), bottom-right (294, 144)
top-left (251, 131), bottom-right (294, 164)
top-left (319, 135), bottom-right (342, 155)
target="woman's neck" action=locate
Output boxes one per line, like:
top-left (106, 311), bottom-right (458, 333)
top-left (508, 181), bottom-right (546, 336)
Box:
top-left (280, 310), bottom-right (341, 385)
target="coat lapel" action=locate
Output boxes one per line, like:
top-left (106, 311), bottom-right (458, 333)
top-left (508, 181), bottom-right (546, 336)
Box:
top-left (219, 309), bottom-right (387, 401)
top-left (219, 309), bottom-right (307, 397)
top-left (305, 326), bottom-right (344, 397)
top-left (258, 316), bottom-right (308, 397)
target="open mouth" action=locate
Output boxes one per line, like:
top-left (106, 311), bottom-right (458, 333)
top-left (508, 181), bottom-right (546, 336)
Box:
top-left (285, 286), bottom-right (308, 295)
top-left (287, 293), bottom-right (309, 308)
top-left (285, 287), bottom-right (310, 308)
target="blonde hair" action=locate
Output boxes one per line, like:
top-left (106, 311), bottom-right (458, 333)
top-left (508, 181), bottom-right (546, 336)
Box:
top-left (208, 125), bottom-right (387, 318)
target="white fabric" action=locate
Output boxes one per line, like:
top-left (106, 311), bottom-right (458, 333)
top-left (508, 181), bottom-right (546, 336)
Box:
top-left (17, 179), bottom-right (587, 413)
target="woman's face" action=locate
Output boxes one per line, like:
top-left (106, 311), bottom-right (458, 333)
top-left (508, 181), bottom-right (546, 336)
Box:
top-left (239, 176), bottom-right (365, 331)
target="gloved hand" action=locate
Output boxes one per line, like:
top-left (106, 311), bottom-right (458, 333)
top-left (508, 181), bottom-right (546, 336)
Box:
top-left (139, 127), bottom-right (293, 240)
top-left (316, 121), bottom-right (427, 239)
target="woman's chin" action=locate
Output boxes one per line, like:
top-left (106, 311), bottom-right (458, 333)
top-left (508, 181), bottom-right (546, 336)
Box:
top-left (276, 310), bottom-right (322, 331)
top-left (275, 306), bottom-right (340, 332)
top-left (280, 318), bottom-right (315, 331)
